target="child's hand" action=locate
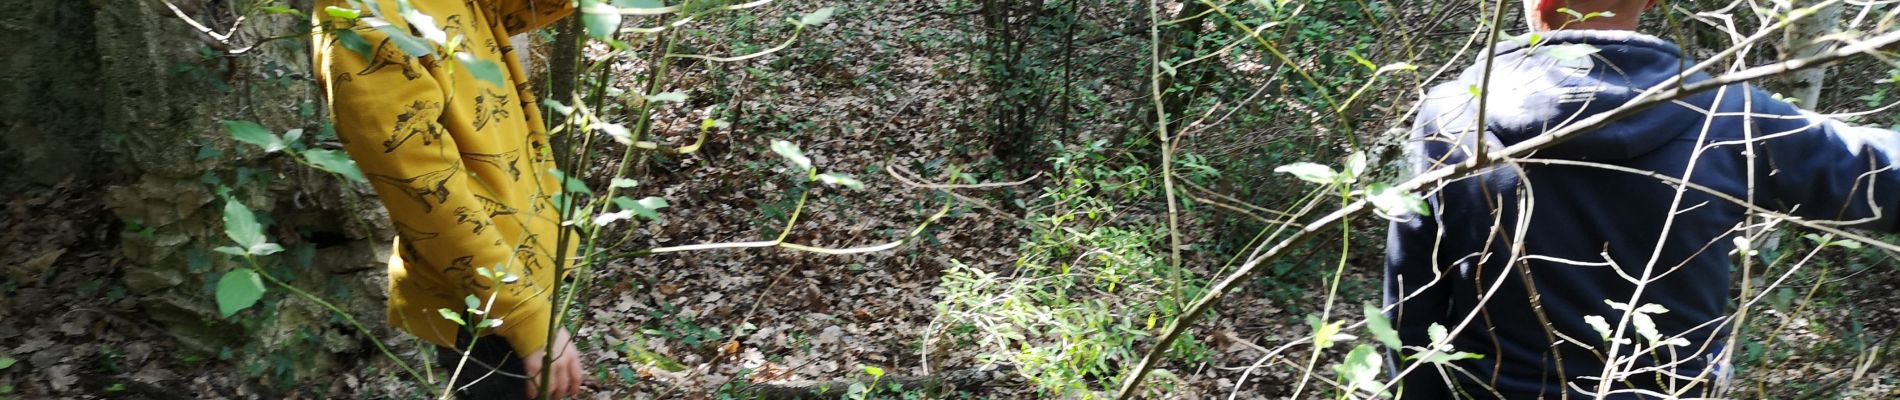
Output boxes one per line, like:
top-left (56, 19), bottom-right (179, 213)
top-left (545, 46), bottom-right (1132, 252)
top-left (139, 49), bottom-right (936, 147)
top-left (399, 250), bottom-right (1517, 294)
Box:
top-left (522, 328), bottom-right (586, 399)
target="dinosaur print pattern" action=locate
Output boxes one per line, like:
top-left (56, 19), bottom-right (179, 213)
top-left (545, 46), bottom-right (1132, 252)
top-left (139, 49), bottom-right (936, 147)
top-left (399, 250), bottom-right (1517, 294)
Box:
top-left (394, 221), bottom-right (440, 242)
top-left (462, 149), bottom-right (522, 180)
top-left (443, 256), bottom-right (492, 291)
top-left (472, 194), bottom-right (521, 218)
top-left (472, 89), bottom-right (512, 131)
top-left (365, 163), bottom-right (460, 214)
top-left (384, 101), bottom-right (446, 152)
top-left (358, 37), bottom-right (422, 80)
top-left (452, 206), bottom-right (492, 235)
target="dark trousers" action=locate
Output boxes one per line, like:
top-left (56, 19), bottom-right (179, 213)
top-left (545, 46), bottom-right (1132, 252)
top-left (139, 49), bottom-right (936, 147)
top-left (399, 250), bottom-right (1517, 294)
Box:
top-left (436, 333), bottom-right (529, 400)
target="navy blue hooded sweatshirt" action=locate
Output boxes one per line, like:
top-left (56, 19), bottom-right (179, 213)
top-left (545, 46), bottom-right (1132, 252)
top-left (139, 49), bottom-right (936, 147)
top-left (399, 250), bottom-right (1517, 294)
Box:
top-left (1387, 30), bottom-right (1900, 399)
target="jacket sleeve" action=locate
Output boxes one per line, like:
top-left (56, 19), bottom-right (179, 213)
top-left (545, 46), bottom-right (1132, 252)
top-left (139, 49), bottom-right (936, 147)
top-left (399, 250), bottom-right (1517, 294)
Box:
top-left (1751, 88), bottom-right (1900, 232)
top-left (1384, 99), bottom-right (1462, 398)
top-left (315, 14), bottom-right (553, 353)
top-left (496, 0), bottom-right (575, 36)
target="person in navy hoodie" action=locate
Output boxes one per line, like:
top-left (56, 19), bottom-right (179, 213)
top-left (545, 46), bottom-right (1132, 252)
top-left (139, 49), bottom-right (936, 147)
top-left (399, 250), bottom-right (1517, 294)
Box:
top-left (1386, 0), bottom-right (1900, 398)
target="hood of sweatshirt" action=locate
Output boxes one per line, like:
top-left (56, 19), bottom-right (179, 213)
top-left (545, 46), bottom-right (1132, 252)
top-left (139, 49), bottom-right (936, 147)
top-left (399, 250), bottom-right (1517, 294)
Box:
top-left (1422, 29), bottom-right (1706, 161)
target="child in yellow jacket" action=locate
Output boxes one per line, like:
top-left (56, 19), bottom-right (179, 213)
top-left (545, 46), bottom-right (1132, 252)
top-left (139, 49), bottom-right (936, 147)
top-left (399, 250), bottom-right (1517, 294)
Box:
top-left (311, 0), bottom-right (583, 398)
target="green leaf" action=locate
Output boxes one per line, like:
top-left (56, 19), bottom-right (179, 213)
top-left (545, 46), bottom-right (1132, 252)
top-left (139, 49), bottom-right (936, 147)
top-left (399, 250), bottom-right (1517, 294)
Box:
top-left (599, 123), bottom-right (632, 145)
top-left (1416, 350), bottom-right (1483, 365)
top-left (224, 121), bottom-right (285, 153)
top-left (799, 7), bottom-right (837, 26)
top-left (324, 6), bottom-right (363, 20)
top-left (1427, 323), bottom-right (1449, 345)
top-left (1345, 51), bottom-right (1376, 72)
top-left (1312, 317), bottom-right (1346, 349)
top-left (862, 365), bottom-right (885, 378)
top-left (1367, 182), bottom-right (1432, 217)
top-left (1363, 304), bottom-right (1402, 349)
top-left (437, 308), bottom-right (466, 326)
top-left (580, 0), bottom-right (622, 39)
top-left (1344, 152), bottom-right (1367, 179)
top-left (547, 168), bottom-right (593, 196)
top-left (1333, 344), bottom-right (1384, 394)
top-left (396, 0), bottom-right (447, 44)
top-left (614, 0), bottom-right (664, 9)
top-left (817, 173), bottom-right (865, 189)
top-left (1536, 43), bottom-right (1601, 61)
top-left (0, 356), bottom-right (16, 370)
top-left (770, 140), bottom-right (813, 170)
top-left (543, 99), bottom-right (574, 116)
top-left (363, 17), bottom-right (435, 57)
top-left (221, 198), bottom-right (267, 250)
top-left (1273, 162), bottom-right (1337, 185)
top-left (454, 52), bottom-right (505, 88)
top-left (464, 294), bottom-right (482, 312)
top-left (216, 269), bottom-right (266, 317)
top-left (646, 91), bottom-right (688, 103)
top-left (610, 178), bottom-right (638, 188)
top-left (613, 196), bottom-right (670, 220)
top-left (301, 149), bottom-right (367, 183)
top-left (1584, 315), bottom-right (1614, 341)
top-left (1376, 62), bottom-right (1418, 74)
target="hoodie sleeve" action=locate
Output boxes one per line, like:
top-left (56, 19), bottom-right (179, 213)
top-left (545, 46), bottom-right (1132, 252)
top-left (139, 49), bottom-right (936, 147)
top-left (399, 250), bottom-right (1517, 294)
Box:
top-left (1384, 99), bottom-right (1463, 398)
top-left (1750, 89), bottom-right (1900, 232)
top-left (314, 9), bottom-right (553, 353)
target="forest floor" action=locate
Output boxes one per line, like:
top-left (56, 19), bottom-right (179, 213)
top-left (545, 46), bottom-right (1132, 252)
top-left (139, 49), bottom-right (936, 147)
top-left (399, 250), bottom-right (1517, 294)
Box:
top-left (11, 2), bottom-right (1900, 399)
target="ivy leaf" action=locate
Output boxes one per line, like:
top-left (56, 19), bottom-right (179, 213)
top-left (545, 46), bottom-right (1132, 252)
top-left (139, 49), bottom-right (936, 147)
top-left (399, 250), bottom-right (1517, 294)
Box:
top-left (799, 7), bottom-right (838, 27)
top-left (455, 52), bottom-right (505, 88)
top-left (224, 121), bottom-right (285, 153)
top-left (301, 149), bottom-right (367, 183)
top-left (1274, 162), bottom-right (1338, 185)
top-left (1363, 304), bottom-right (1402, 350)
top-left (817, 173), bottom-right (865, 190)
top-left (216, 269), bottom-right (266, 317)
top-left (770, 140), bottom-right (813, 171)
top-left (580, 0), bottom-right (622, 40)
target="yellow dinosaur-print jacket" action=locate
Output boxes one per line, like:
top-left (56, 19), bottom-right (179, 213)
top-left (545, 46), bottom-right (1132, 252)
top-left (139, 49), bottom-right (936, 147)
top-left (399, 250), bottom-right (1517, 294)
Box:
top-left (312, 0), bottom-right (574, 353)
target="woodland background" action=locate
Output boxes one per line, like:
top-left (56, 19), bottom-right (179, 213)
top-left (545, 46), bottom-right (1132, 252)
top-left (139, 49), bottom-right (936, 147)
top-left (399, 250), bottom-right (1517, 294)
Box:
top-left (5, 0), bottom-right (1900, 398)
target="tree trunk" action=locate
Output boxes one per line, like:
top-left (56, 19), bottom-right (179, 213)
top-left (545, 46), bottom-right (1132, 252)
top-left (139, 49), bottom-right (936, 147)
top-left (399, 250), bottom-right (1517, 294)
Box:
top-left (1775, 1), bottom-right (1842, 107)
top-left (2, 0), bottom-right (402, 391)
